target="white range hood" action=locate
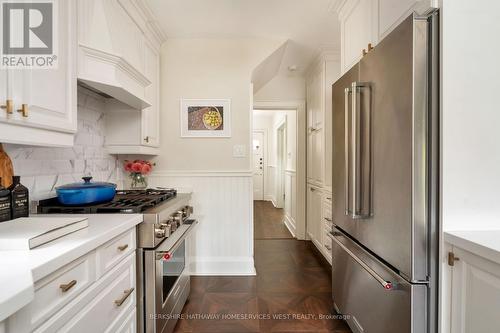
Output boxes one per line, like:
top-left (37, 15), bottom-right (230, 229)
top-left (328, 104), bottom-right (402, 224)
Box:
top-left (77, 44), bottom-right (151, 109)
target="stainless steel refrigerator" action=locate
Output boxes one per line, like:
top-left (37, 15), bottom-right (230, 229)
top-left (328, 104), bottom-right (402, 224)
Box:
top-left (329, 10), bottom-right (439, 333)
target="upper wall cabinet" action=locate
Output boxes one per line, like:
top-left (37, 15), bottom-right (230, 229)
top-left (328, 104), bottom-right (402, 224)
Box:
top-left (78, 0), bottom-right (165, 155)
top-left (0, 0), bottom-right (77, 147)
top-left (335, 0), bottom-right (424, 74)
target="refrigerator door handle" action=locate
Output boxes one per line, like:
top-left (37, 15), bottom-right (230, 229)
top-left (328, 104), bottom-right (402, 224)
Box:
top-left (344, 87), bottom-right (352, 216)
top-left (328, 231), bottom-right (394, 291)
top-left (351, 81), bottom-right (372, 219)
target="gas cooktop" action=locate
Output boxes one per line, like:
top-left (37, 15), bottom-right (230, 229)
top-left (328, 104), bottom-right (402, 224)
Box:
top-left (37, 188), bottom-right (177, 214)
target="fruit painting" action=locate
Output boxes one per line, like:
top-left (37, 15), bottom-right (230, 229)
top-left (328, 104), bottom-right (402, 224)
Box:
top-left (181, 99), bottom-right (231, 137)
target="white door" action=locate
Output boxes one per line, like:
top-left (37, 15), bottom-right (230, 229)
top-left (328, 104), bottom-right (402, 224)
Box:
top-left (253, 131), bottom-right (264, 201)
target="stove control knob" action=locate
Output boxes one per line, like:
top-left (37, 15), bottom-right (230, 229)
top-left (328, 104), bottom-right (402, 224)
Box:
top-left (159, 223), bottom-right (171, 237)
top-left (154, 228), bottom-right (165, 238)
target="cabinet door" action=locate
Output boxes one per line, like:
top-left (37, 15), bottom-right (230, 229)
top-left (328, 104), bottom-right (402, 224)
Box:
top-left (378, 0), bottom-right (417, 39)
top-left (307, 185), bottom-right (322, 242)
top-left (312, 129), bottom-right (324, 184)
top-left (141, 43), bottom-right (160, 147)
top-left (7, 0), bottom-right (77, 133)
top-left (450, 247), bottom-right (500, 333)
top-left (340, 0), bottom-right (378, 73)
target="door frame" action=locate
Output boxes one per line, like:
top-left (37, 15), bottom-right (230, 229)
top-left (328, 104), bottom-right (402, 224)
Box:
top-left (252, 129), bottom-right (266, 201)
top-left (252, 100), bottom-right (306, 240)
top-left (275, 120), bottom-right (286, 208)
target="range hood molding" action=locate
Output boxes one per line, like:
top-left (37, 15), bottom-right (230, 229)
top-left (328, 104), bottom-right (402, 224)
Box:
top-left (78, 44), bottom-right (152, 109)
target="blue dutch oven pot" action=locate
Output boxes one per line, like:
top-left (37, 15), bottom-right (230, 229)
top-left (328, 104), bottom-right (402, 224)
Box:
top-left (56, 176), bottom-right (116, 205)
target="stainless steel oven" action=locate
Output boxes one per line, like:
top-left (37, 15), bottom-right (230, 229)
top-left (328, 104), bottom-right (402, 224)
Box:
top-left (141, 219), bottom-right (198, 333)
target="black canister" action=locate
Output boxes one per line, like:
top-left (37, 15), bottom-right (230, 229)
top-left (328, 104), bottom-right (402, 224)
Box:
top-left (9, 176), bottom-right (29, 219)
top-left (0, 177), bottom-right (11, 222)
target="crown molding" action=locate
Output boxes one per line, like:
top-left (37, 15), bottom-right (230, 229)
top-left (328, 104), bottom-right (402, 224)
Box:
top-left (134, 0), bottom-right (168, 44)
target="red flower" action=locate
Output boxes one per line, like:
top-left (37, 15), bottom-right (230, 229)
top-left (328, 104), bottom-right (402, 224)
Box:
top-left (141, 164), bottom-right (152, 175)
top-left (131, 162), bottom-right (143, 173)
top-left (124, 161), bottom-right (133, 172)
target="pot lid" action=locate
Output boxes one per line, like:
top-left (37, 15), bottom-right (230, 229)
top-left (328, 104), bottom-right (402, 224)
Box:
top-left (56, 177), bottom-right (117, 190)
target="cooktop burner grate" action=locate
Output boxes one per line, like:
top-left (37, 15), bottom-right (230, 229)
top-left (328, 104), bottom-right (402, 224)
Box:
top-left (37, 188), bottom-right (177, 214)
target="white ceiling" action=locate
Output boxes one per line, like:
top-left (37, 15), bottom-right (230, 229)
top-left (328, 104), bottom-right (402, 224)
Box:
top-left (147, 0), bottom-right (340, 73)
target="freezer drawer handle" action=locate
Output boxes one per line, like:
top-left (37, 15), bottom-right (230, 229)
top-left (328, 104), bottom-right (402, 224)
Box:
top-left (329, 232), bottom-right (394, 291)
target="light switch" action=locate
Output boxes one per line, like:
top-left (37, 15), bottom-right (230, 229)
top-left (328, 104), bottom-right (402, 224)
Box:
top-left (233, 145), bottom-right (246, 158)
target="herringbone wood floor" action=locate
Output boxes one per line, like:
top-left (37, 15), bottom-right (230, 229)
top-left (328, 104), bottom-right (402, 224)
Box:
top-left (173, 202), bottom-right (351, 332)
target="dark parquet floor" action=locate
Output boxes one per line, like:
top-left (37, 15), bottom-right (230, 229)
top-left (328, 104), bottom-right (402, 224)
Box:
top-left (173, 201), bottom-right (351, 333)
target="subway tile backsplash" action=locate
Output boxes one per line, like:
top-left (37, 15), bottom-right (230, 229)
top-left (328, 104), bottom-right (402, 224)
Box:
top-left (3, 87), bottom-right (123, 200)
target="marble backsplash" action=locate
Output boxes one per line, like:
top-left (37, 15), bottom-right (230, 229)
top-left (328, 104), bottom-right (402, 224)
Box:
top-left (3, 87), bottom-right (123, 201)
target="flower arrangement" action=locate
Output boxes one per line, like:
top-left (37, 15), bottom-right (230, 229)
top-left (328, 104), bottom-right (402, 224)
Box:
top-left (124, 160), bottom-right (154, 189)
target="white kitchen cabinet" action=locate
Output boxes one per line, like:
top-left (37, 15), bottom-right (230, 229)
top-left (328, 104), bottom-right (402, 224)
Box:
top-left (306, 54), bottom-right (339, 188)
top-left (306, 184), bottom-right (323, 248)
top-left (7, 228), bottom-right (137, 333)
top-left (447, 245), bottom-right (500, 333)
top-left (78, 0), bottom-right (163, 155)
top-left (0, 0), bottom-right (77, 147)
top-left (334, 0), bottom-right (424, 74)
top-left (337, 0), bottom-right (378, 73)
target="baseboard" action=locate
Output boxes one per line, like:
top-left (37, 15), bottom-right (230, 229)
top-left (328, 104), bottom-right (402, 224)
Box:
top-left (188, 256), bottom-right (256, 276)
top-left (284, 214), bottom-right (296, 237)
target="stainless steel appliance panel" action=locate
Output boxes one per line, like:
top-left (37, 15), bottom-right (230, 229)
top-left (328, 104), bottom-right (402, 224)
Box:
top-left (330, 228), bottom-right (426, 333)
top-left (332, 13), bottom-right (435, 281)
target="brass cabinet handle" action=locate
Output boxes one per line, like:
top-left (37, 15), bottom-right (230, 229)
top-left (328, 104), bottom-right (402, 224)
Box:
top-left (60, 280), bottom-right (77, 293)
top-left (17, 104), bottom-right (28, 117)
top-left (117, 244), bottom-right (129, 251)
top-left (114, 288), bottom-right (134, 306)
top-left (368, 43), bottom-right (374, 51)
top-left (1, 99), bottom-right (13, 114)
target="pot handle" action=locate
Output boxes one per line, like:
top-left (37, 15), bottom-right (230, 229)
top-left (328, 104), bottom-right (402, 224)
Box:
top-left (59, 189), bottom-right (83, 195)
top-left (82, 176), bottom-right (92, 183)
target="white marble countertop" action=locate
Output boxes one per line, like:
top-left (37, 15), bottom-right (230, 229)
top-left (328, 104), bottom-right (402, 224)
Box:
top-left (0, 214), bottom-right (142, 321)
top-left (444, 229), bottom-right (500, 266)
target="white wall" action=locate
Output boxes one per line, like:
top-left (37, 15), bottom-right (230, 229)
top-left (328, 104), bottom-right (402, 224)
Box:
top-left (442, 0), bottom-right (500, 230)
top-left (3, 88), bottom-right (122, 201)
top-left (254, 74), bottom-right (306, 102)
top-left (154, 38), bottom-right (281, 171)
top-left (152, 38), bottom-right (282, 275)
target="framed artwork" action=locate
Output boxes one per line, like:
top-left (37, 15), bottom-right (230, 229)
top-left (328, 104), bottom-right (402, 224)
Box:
top-left (180, 99), bottom-right (231, 137)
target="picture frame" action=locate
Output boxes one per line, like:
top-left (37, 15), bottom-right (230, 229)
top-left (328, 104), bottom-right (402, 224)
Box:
top-left (180, 99), bottom-right (231, 137)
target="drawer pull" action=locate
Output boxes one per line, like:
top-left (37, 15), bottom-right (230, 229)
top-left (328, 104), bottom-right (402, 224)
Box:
top-left (329, 231), bottom-right (394, 291)
top-left (117, 244), bottom-right (129, 251)
top-left (325, 244), bottom-right (332, 251)
top-left (59, 280), bottom-right (77, 293)
top-left (324, 217), bottom-right (332, 222)
top-left (114, 288), bottom-right (134, 306)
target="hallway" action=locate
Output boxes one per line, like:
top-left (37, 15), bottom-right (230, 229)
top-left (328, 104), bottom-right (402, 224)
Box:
top-left (253, 201), bottom-right (293, 239)
top-left (174, 202), bottom-right (350, 332)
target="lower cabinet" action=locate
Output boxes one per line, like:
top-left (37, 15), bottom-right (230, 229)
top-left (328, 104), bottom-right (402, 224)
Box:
top-left (7, 229), bottom-right (137, 333)
top-left (448, 245), bottom-right (500, 333)
top-left (307, 183), bottom-right (333, 264)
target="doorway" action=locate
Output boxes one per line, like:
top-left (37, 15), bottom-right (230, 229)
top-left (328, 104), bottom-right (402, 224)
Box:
top-left (252, 109), bottom-right (298, 239)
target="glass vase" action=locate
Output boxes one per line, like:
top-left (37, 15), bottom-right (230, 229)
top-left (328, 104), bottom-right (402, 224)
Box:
top-left (130, 172), bottom-right (148, 189)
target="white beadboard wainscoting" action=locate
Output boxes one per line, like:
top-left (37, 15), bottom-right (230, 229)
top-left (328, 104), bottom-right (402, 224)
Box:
top-left (148, 171), bottom-right (255, 276)
top-left (284, 169), bottom-right (297, 237)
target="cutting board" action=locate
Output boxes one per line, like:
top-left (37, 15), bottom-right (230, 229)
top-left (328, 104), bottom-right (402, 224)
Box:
top-left (0, 217), bottom-right (89, 250)
top-left (0, 143), bottom-right (14, 188)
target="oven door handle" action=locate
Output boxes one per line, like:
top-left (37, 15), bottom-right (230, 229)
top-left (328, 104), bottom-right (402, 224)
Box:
top-left (155, 219), bottom-right (198, 260)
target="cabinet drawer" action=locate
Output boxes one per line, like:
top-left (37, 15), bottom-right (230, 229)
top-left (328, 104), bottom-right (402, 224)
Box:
top-left (34, 252), bottom-right (136, 333)
top-left (28, 252), bottom-right (97, 328)
top-left (96, 228), bottom-right (136, 277)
